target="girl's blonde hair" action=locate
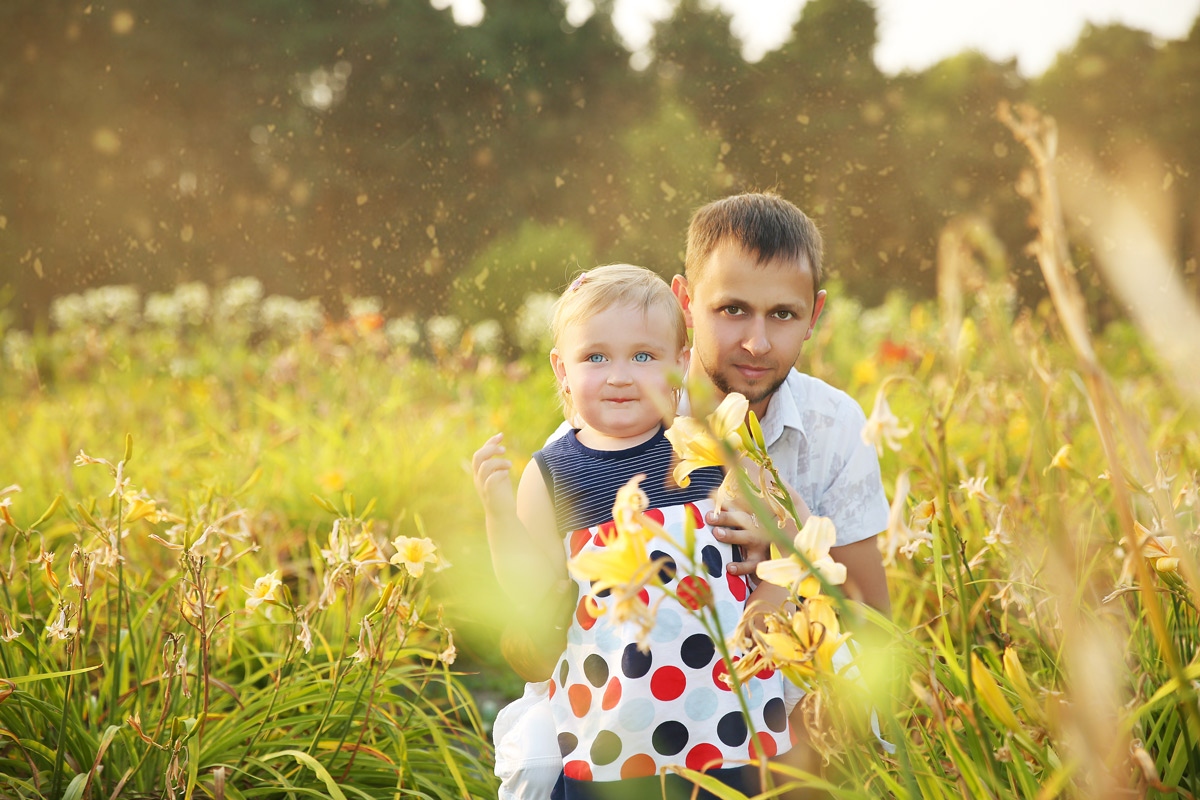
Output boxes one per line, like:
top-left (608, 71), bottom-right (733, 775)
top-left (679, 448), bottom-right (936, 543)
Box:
top-left (550, 263), bottom-right (688, 420)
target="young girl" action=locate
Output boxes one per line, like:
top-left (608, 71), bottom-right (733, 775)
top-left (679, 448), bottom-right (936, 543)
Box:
top-left (473, 264), bottom-right (791, 800)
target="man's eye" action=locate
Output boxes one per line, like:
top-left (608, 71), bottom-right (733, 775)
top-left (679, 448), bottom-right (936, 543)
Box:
top-left (587, 354), bottom-right (606, 363)
top-left (633, 352), bottom-right (652, 363)
top-left (774, 310), bottom-right (796, 321)
top-left (722, 306), bottom-right (744, 316)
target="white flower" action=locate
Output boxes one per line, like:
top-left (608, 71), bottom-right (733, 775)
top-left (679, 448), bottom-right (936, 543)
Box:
top-left (861, 384), bottom-right (912, 456)
top-left (245, 570), bottom-right (283, 611)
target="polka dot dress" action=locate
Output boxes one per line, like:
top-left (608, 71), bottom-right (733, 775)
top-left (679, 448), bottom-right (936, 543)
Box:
top-left (549, 498), bottom-right (792, 782)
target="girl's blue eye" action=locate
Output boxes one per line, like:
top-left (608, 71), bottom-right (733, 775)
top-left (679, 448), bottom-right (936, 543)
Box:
top-left (633, 352), bottom-right (652, 363)
top-left (587, 354), bottom-right (606, 363)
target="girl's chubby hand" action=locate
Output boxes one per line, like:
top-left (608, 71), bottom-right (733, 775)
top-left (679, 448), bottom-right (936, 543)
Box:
top-left (472, 433), bottom-right (514, 511)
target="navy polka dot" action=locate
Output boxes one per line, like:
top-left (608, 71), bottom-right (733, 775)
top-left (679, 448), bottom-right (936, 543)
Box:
top-left (591, 730), bottom-right (622, 765)
top-left (652, 720), bottom-right (689, 756)
top-left (621, 643), bottom-right (653, 679)
top-left (558, 731), bottom-right (578, 756)
top-left (764, 697), bottom-right (788, 733)
top-left (558, 659), bottom-right (569, 687)
top-left (717, 711), bottom-right (748, 747)
top-left (591, 581), bottom-right (611, 598)
top-left (651, 550), bottom-right (677, 584)
top-left (680, 633), bottom-right (715, 669)
top-left (702, 545), bottom-right (724, 577)
top-left (584, 654), bottom-right (610, 687)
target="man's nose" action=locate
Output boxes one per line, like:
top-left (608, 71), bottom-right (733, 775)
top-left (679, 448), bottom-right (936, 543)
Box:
top-left (743, 318), bottom-right (771, 357)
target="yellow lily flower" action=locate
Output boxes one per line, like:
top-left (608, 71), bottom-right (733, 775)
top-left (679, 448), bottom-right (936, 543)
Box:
top-left (569, 476), bottom-right (657, 596)
top-left (665, 392), bottom-right (748, 487)
top-left (390, 535), bottom-right (438, 578)
top-left (755, 516), bottom-right (847, 598)
top-left (1140, 526), bottom-right (1181, 574)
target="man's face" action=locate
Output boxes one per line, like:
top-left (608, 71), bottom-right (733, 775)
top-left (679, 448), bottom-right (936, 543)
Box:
top-left (673, 244), bottom-right (825, 418)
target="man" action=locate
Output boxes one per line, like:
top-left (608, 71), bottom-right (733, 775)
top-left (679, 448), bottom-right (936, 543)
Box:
top-left (674, 191), bottom-right (891, 614)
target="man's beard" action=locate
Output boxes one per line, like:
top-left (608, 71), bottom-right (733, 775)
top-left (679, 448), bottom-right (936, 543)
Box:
top-left (708, 366), bottom-right (787, 407)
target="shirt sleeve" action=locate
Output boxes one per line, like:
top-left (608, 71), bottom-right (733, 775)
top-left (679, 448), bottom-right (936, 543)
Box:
top-left (815, 397), bottom-right (890, 547)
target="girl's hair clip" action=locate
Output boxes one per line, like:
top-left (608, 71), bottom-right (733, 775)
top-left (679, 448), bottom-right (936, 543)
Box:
top-left (569, 272), bottom-right (588, 292)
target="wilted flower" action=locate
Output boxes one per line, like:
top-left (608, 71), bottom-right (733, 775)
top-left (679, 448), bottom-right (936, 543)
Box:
top-left (1, 611), bottom-right (22, 643)
top-left (879, 472), bottom-right (932, 566)
top-left (351, 616), bottom-right (375, 664)
top-left (296, 614), bottom-right (314, 654)
top-left (756, 516), bottom-right (847, 599)
top-left (245, 570), bottom-right (283, 611)
top-left (390, 535), bottom-right (438, 579)
top-left (861, 384), bottom-right (911, 457)
top-left (959, 475), bottom-right (994, 504)
top-left (735, 594), bottom-right (851, 687)
top-left (44, 604), bottom-right (77, 641)
top-left (665, 392), bottom-right (748, 488)
top-left (439, 632), bottom-right (457, 665)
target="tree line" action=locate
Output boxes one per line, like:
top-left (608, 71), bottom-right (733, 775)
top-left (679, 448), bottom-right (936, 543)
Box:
top-left (2, 0), bottom-right (1197, 334)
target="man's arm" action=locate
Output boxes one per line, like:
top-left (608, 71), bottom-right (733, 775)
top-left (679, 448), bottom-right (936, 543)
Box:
top-left (829, 536), bottom-right (890, 616)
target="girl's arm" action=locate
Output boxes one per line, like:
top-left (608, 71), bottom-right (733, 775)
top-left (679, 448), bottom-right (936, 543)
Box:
top-left (473, 433), bottom-right (568, 608)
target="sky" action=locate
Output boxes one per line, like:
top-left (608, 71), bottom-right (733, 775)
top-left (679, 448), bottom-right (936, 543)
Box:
top-left (437, 0), bottom-right (1200, 76)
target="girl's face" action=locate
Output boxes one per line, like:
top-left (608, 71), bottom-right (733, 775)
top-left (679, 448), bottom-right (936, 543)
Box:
top-left (550, 302), bottom-right (688, 450)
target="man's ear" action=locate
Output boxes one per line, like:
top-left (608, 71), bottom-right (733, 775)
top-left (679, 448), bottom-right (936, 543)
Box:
top-left (671, 275), bottom-right (694, 328)
top-left (676, 346), bottom-right (690, 374)
top-left (805, 290), bottom-right (827, 342)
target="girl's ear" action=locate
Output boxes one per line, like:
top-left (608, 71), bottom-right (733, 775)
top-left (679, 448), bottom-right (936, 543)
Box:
top-left (550, 348), bottom-right (566, 384)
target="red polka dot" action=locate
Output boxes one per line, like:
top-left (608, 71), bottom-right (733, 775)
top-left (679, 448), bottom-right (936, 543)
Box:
top-left (570, 529), bottom-right (591, 557)
top-left (593, 521), bottom-right (617, 546)
top-left (650, 666), bottom-right (686, 701)
top-left (621, 753), bottom-right (657, 779)
top-left (756, 664), bottom-right (776, 680)
top-left (752, 731), bottom-right (778, 759)
top-left (726, 571), bottom-right (748, 602)
top-left (568, 684), bottom-right (592, 718)
top-left (678, 575), bottom-right (712, 610)
top-left (637, 587), bottom-right (650, 606)
top-left (685, 743), bottom-right (724, 772)
top-left (564, 760), bottom-right (593, 780)
top-left (712, 657), bottom-right (738, 691)
top-left (686, 503), bottom-right (705, 529)
top-left (602, 677), bottom-right (622, 710)
top-left (576, 596), bottom-right (599, 630)
top-left (645, 508), bottom-right (665, 525)
top-left (790, 726), bottom-right (799, 746)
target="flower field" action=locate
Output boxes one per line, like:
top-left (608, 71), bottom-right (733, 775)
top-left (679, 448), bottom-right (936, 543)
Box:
top-left (3, 123), bottom-right (1200, 798)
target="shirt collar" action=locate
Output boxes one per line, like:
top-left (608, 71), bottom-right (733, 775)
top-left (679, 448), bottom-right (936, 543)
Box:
top-left (757, 370), bottom-right (807, 448)
top-left (677, 370), bottom-right (808, 446)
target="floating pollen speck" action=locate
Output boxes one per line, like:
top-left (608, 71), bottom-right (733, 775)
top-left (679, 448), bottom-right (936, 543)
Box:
top-left (180, 224), bottom-right (194, 243)
top-left (111, 10), bottom-right (135, 34)
top-left (92, 128), bottom-right (121, 155)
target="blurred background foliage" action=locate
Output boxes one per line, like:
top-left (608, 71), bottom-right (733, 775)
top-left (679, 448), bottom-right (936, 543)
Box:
top-left (2, 0), bottom-right (1198, 335)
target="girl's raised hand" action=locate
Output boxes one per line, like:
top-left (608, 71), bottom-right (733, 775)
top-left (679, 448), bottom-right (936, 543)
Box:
top-left (472, 432), bottom-right (514, 511)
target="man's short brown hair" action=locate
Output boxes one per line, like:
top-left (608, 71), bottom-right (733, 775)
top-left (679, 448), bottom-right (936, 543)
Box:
top-left (685, 192), bottom-right (824, 296)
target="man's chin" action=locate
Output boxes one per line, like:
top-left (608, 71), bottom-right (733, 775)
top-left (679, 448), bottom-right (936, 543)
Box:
top-left (711, 373), bottom-right (785, 406)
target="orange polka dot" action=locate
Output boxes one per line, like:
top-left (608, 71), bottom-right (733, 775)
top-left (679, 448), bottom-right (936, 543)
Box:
top-left (568, 684), bottom-right (592, 718)
top-left (621, 753), bottom-right (657, 779)
top-left (548, 681), bottom-right (556, 699)
top-left (570, 529), bottom-right (591, 557)
top-left (685, 743), bottom-right (723, 772)
top-left (602, 677), bottom-right (622, 710)
top-left (752, 730), bottom-right (778, 759)
top-left (575, 596), bottom-right (598, 630)
top-left (564, 760), bottom-right (592, 780)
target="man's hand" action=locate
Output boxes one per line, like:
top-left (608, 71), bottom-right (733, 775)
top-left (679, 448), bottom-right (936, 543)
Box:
top-left (472, 433), bottom-right (514, 514)
top-left (708, 459), bottom-right (814, 578)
